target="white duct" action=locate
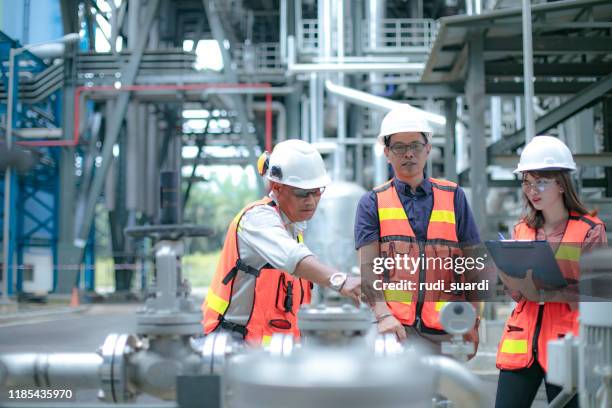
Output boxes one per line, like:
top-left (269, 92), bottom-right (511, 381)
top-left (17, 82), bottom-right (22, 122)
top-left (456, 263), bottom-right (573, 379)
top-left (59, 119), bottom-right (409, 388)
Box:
top-left (324, 80), bottom-right (446, 127)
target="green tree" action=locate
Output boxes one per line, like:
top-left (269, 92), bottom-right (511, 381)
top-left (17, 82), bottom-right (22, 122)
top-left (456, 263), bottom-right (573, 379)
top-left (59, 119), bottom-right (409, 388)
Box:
top-left (183, 170), bottom-right (258, 253)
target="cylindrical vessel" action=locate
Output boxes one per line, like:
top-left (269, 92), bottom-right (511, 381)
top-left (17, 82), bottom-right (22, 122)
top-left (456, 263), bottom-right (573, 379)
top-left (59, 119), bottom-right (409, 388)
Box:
top-left (227, 346), bottom-right (434, 408)
top-left (304, 182), bottom-right (366, 273)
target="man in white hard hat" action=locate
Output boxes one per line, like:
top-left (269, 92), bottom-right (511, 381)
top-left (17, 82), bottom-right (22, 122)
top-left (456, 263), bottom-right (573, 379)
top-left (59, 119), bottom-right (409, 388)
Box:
top-left (202, 139), bottom-right (361, 345)
top-left (355, 104), bottom-right (481, 352)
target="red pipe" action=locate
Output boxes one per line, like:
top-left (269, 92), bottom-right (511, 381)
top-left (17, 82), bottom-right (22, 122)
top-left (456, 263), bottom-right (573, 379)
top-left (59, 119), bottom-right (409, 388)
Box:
top-left (17, 82), bottom-right (274, 150)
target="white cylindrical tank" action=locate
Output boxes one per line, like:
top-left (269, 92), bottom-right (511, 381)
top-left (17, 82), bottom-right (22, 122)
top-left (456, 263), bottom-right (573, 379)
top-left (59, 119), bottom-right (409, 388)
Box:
top-left (227, 346), bottom-right (435, 408)
top-left (304, 181), bottom-right (367, 273)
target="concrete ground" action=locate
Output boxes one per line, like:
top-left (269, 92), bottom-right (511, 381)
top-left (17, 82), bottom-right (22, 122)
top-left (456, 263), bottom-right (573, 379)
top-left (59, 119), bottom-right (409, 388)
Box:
top-left (0, 302), bottom-right (552, 407)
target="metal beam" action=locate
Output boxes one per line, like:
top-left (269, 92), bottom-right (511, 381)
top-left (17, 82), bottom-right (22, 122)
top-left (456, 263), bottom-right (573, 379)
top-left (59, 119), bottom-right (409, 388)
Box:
top-left (491, 153), bottom-right (612, 168)
top-left (465, 29), bottom-right (488, 238)
top-left (483, 36), bottom-right (612, 54)
top-left (490, 72), bottom-right (612, 155)
top-left (74, 0), bottom-right (160, 256)
top-left (485, 62), bottom-right (612, 77)
top-left (486, 81), bottom-right (612, 96)
top-left (458, 177), bottom-right (607, 189)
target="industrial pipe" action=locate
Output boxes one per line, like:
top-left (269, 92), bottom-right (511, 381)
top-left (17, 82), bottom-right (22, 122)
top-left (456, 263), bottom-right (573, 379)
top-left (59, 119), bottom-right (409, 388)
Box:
top-left (324, 80), bottom-right (447, 126)
top-left (0, 353), bottom-right (103, 388)
top-left (425, 355), bottom-right (488, 408)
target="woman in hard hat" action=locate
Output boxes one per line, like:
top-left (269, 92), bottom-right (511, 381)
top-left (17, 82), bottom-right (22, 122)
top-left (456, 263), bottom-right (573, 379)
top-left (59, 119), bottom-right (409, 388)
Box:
top-left (495, 136), bottom-right (607, 408)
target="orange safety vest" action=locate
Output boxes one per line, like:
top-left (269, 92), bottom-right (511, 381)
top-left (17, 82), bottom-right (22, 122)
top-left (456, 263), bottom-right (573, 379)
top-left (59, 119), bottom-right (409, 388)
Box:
top-left (201, 197), bottom-right (312, 345)
top-left (375, 178), bottom-right (466, 332)
top-left (496, 212), bottom-right (604, 372)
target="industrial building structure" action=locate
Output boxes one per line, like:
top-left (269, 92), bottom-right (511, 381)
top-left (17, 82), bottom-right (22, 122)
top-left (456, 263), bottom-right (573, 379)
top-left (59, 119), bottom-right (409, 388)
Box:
top-left (0, 0), bottom-right (611, 407)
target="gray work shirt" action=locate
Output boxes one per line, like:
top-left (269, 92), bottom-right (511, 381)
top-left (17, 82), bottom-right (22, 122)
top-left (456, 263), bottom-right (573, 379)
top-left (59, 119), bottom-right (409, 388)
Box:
top-left (222, 193), bottom-right (314, 325)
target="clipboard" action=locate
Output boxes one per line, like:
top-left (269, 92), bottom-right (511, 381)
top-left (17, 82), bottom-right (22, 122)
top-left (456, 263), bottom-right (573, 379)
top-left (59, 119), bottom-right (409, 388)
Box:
top-left (485, 240), bottom-right (568, 289)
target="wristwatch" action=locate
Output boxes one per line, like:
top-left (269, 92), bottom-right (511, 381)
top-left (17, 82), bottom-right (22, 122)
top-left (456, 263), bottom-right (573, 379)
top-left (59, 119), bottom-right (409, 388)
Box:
top-left (329, 272), bottom-right (348, 292)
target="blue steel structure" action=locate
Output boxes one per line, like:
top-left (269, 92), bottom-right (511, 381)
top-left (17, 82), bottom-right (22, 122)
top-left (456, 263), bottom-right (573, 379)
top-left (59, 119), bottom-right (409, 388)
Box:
top-left (0, 28), bottom-right (95, 295)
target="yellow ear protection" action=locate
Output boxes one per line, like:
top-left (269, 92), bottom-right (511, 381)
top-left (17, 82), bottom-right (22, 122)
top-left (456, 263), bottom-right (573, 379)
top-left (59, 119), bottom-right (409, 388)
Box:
top-left (257, 151), bottom-right (270, 176)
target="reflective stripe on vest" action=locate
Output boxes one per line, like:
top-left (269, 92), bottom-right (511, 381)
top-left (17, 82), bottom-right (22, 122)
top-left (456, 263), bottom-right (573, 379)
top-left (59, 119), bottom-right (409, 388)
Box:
top-left (496, 212), bottom-right (604, 372)
top-left (206, 291), bottom-right (230, 315)
top-left (500, 339), bottom-right (528, 354)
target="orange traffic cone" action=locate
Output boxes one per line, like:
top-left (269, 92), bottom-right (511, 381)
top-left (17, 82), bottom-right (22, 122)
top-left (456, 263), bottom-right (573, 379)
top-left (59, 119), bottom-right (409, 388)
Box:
top-left (70, 287), bottom-right (80, 308)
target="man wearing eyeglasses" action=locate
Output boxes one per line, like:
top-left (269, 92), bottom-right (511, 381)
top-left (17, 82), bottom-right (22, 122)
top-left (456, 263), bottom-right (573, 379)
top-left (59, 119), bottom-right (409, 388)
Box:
top-left (203, 139), bottom-right (361, 345)
top-left (355, 104), bottom-right (481, 353)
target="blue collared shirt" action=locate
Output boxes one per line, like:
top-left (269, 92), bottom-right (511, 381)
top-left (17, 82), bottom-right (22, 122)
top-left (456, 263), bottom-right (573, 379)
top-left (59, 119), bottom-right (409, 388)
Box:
top-left (354, 176), bottom-right (481, 249)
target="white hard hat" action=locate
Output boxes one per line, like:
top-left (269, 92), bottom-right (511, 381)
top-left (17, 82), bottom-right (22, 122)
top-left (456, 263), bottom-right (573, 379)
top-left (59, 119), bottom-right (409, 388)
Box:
top-left (514, 135), bottom-right (576, 174)
top-left (377, 104), bottom-right (434, 145)
top-left (258, 139), bottom-right (332, 189)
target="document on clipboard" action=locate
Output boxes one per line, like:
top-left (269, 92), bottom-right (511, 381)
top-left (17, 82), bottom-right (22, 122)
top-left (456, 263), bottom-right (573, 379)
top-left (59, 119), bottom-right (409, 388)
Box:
top-left (485, 240), bottom-right (568, 289)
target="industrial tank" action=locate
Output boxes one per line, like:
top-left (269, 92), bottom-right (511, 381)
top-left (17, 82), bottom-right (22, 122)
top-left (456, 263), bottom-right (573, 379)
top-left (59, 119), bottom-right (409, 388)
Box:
top-left (304, 181), bottom-right (367, 273)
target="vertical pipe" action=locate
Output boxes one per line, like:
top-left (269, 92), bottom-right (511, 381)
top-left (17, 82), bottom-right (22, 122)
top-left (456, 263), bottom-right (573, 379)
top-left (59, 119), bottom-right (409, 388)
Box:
top-left (491, 97), bottom-right (502, 143)
top-left (319, 0), bottom-right (332, 62)
top-left (335, 0), bottom-right (346, 181)
top-left (301, 95), bottom-right (310, 142)
top-left (309, 73), bottom-right (318, 142)
top-left (137, 103), bottom-right (147, 212)
top-left (146, 104), bottom-right (159, 219)
top-left (125, 102), bottom-right (138, 210)
top-left (104, 101), bottom-right (116, 211)
top-left (265, 93), bottom-right (273, 151)
top-left (127, 0), bottom-right (140, 49)
top-left (444, 98), bottom-right (458, 182)
top-left (522, 0), bottom-right (535, 143)
top-left (295, 0), bottom-right (302, 51)
top-left (280, 0), bottom-right (287, 62)
top-left (466, 30), bottom-right (488, 238)
top-left (368, 0), bottom-right (386, 184)
top-left (374, 143), bottom-right (387, 186)
top-left (2, 48), bottom-right (17, 302)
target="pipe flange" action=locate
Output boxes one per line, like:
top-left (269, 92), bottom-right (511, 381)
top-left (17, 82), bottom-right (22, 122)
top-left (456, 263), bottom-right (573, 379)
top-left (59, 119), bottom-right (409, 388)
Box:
top-left (198, 332), bottom-right (236, 376)
top-left (99, 333), bottom-right (139, 403)
top-left (372, 333), bottom-right (404, 357)
top-left (267, 333), bottom-right (295, 357)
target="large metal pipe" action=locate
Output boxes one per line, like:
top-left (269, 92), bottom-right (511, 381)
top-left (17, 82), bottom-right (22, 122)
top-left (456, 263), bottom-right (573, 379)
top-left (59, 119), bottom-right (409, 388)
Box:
top-left (0, 353), bottom-right (103, 388)
top-left (425, 356), bottom-right (488, 408)
top-left (324, 80), bottom-right (446, 126)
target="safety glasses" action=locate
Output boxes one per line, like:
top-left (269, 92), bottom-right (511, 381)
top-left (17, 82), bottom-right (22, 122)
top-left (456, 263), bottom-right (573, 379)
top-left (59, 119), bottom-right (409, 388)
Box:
top-left (521, 178), bottom-right (556, 193)
top-left (389, 142), bottom-right (427, 156)
top-left (291, 187), bottom-right (325, 198)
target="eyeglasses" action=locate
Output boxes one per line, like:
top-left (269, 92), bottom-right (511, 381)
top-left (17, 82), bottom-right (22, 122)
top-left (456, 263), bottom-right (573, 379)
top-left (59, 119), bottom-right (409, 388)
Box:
top-left (521, 179), bottom-right (556, 193)
top-left (389, 142), bottom-right (427, 156)
top-left (291, 187), bottom-right (325, 198)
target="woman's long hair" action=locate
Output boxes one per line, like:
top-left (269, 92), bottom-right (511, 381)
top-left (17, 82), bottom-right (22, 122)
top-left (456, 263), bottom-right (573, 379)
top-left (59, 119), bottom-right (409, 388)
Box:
top-left (522, 170), bottom-right (594, 229)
